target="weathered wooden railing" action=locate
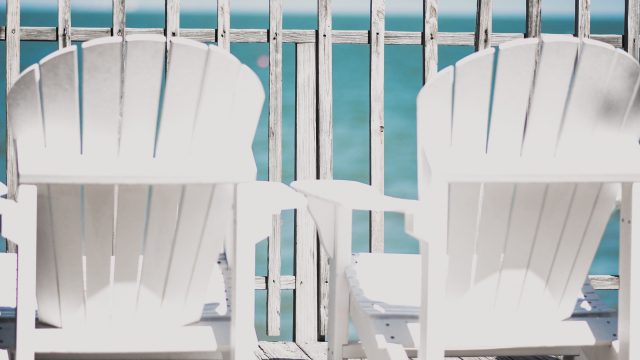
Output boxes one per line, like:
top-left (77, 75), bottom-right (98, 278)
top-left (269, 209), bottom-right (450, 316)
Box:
top-left (2, 0), bottom-right (636, 345)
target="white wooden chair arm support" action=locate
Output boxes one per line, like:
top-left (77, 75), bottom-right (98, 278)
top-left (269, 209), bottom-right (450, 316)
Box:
top-left (233, 182), bottom-right (307, 246)
top-left (291, 180), bottom-right (420, 213)
top-left (238, 181), bottom-right (307, 214)
top-left (291, 180), bottom-right (421, 258)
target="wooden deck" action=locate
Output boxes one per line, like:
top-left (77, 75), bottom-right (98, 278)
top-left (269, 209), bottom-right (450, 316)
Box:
top-left (254, 342), bottom-right (561, 359)
top-left (0, 343), bottom-right (562, 360)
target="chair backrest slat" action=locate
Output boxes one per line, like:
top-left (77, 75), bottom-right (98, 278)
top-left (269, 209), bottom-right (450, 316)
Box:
top-left (451, 49), bottom-right (494, 154)
top-left (472, 39), bottom-right (539, 313)
top-left (591, 50), bottom-right (640, 136)
top-left (137, 185), bottom-right (182, 322)
top-left (80, 37), bottom-right (122, 325)
top-left (543, 183), bottom-right (605, 316)
top-left (82, 37), bottom-right (122, 156)
top-left (35, 184), bottom-right (62, 327)
top-left (119, 35), bottom-right (165, 158)
top-left (191, 47), bottom-right (242, 156)
top-left (112, 185), bottom-right (149, 322)
top-left (39, 46), bottom-right (80, 154)
top-left (83, 184), bottom-right (115, 323)
top-left (558, 40), bottom-right (621, 153)
top-left (112, 35), bottom-right (165, 324)
top-left (487, 39), bottom-right (537, 155)
top-left (492, 183), bottom-right (547, 312)
top-left (183, 184), bottom-right (234, 321)
top-left (557, 183), bottom-right (618, 317)
top-left (446, 48), bottom-right (495, 300)
top-left (7, 65), bottom-right (45, 154)
top-left (517, 183), bottom-right (576, 314)
top-left (156, 39), bottom-right (208, 159)
top-left (161, 184), bottom-right (215, 324)
top-left (48, 184), bottom-right (85, 326)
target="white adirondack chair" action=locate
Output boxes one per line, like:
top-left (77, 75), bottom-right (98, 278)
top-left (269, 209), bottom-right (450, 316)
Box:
top-left (293, 36), bottom-right (640, 360)
top-left (3, 35), bottom-right (305, 360)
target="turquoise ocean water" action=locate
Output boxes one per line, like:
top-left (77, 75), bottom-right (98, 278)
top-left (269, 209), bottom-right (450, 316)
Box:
top-left (0, 9), bottom-right (624, 340)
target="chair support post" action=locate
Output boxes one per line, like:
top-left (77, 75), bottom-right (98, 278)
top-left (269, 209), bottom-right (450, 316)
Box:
top-left (14, 185), bottom-right (38, 360)
top-left (418, 180), bottom-right (448, 360)
top-left (229, 184), bottom-right (258, 360)
top-left (327, 205), bottom-right (352, 360)
top-left (619, 182), bottom-right (640, 359)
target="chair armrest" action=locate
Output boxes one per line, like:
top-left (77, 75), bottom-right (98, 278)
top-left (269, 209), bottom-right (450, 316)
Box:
top-left (233, 181), bottom-right (306, 247)
top-left (291, 180), bottom-right (420, 214)
top-left (291, 180), bottom-right (423, 257)
top-left (238, 181), bottom-right (307, 214)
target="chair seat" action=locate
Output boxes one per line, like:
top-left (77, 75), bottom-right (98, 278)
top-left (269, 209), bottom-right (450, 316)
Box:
top-left (346, 253), bottom-right (617, 356)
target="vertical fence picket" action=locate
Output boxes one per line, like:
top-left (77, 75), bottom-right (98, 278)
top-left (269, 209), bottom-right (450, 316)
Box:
top-left (112, 0), bottom-right (125, 37)
top-left (369, 0), bottom-right (385, 253)
top-left (423, 0), bottom-right (438, 84)
top-left (576, 0), bottom-right (591, 39)
top-left (317, 0), bottom-right (333, 339)
top-left (5, 0), bottom-right (20, 252)
top-left (294, 43), bottom-right (318, 344)
top-left (217, 0), bottom-right (230, 51)
top-left (267, 0), bottom-right (283, 337)
top-left (475, 0), bottom-right (492, 50)
top-left (58, 0), bottom-right (71, 48)
top-left (526, 0), bottom-right (542, 38)
top-left (166, 0), bottom-right (180, 42)
top-left (626, 0), bottom-right (640, 59)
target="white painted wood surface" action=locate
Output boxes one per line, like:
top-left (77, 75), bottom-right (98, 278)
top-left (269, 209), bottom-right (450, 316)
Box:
top-left (295, 43), bottom-right (318, 344)
top-left (267, 0), bottom-right (284, 337)
top-left (292, 37), bottom-right (640, 360)
top-left (4, 35), bottom-right (309, 360)
top-left (317, 0), bottom-right (333, 339)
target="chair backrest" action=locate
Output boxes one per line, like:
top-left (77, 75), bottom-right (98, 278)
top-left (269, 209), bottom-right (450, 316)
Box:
top-left (7, 35), bottom-right (264, 328)
top-left (417, 36), bottom-right (640, 322)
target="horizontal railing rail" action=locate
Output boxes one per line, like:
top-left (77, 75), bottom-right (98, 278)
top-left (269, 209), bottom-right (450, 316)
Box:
top-left (0, 27), bottom-right (627, 48)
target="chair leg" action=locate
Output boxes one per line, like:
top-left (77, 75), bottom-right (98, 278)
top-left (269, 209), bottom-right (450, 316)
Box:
top-left (349, 302), bottom-right (410, 360)
top-left (327, 206), bottom-right (353, 360)
top-left (14, 187), bottom-right (38, 360)
top-left (229, 185), bottom-right (259, 360)
top-left (579, 344), bottom-right (620, 360)
top-left (619, 183), bottom-right (640, 360)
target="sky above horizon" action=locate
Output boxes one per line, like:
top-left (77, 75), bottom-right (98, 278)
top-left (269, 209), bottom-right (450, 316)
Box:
top-left (10, 0), bottom-right (626, 16)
